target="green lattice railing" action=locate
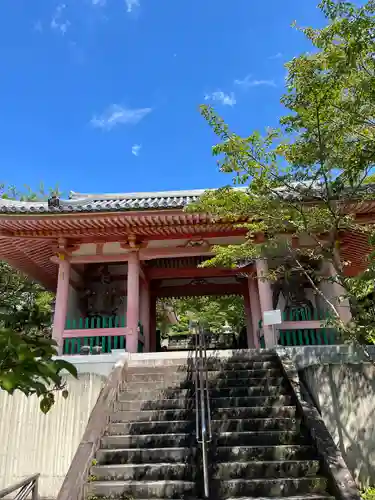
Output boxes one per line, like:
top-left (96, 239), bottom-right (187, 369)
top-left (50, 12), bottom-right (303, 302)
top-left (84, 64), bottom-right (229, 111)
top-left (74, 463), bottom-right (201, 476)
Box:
top-left (63, 317), bottom-right (144, 354)
top-left (278, 328), bottom-right (337, 346)
top-left (282, 307), bottom-right (332, 322)
top-left (63, 336), bottom-right (144, 355)
top-left (259, 307), bottom-right (338, 348)
top-left (65, 315), bottom-right (126, 329)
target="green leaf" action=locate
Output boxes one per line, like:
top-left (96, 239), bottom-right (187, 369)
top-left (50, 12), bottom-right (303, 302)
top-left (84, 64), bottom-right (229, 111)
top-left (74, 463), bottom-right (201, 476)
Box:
top-left (54, 360), bottom-right (78, 378)
top-left (40, 393), bottom-right (55, 414)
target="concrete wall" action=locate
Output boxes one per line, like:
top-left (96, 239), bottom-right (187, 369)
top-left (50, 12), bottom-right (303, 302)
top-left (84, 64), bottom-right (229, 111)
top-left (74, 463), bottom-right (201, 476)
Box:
top-left (0, 372), bottom-right (106, 499)
top-left (303, 362), bottom-right (375, 488)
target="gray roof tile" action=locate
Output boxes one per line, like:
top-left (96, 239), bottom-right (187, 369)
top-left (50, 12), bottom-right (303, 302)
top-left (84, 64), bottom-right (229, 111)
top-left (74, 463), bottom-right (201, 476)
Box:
top-left (0, 189), bottom-right (211, 214)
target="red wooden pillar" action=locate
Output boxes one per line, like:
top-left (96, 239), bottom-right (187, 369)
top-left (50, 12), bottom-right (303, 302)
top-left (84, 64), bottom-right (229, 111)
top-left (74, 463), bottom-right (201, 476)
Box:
top-left (126, 251), bottom-right (140, 353)
top-left (243, 291), bottom-right (255, 348)
top-left (140, 281), bottom-right (150, 352)
top-left (149, 295), bottom-right (157, 352)
top-left (52, 255), bottom-right (71, 354)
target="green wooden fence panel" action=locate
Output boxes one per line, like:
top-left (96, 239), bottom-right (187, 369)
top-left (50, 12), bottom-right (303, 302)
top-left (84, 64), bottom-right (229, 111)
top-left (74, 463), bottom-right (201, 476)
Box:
top-left (63, 334), bottom-right (128, 354)
top-left (65, 315), bottom-right (127, 330)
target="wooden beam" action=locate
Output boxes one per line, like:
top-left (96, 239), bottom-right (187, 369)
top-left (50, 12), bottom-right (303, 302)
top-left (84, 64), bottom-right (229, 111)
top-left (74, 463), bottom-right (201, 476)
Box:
top-left (153, 283), bottom-right (245, 298)
top-left (66, 254), bottom-right (130, 264)
top-left (146, 266), bottom-right (252, 280)
top-left (139, 247), bottom-right (214, 260)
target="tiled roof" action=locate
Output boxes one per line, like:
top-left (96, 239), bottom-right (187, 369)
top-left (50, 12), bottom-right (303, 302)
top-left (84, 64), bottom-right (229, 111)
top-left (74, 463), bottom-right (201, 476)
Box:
top-left (0, 189), bottom-right (212, 214)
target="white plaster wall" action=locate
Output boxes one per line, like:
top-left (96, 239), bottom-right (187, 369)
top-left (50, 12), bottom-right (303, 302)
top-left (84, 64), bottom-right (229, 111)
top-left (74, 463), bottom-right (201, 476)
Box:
top-left (0, 373), bottom-right (105, 499)
top-left (303, 363), bottom-right (375, 488)
top-left (71, 243), bottom-right (96, 256)
top-left (103, 242), bottom-right (129, 255)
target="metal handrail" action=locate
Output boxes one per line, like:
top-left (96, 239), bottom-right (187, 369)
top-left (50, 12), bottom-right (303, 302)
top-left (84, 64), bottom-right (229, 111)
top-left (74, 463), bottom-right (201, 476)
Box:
top-left (0, 473), bottom-right (39, 500)
top-left (200, 326), bottom-right (212, 441)
top-left (193, 322), bottom-right (212, 499)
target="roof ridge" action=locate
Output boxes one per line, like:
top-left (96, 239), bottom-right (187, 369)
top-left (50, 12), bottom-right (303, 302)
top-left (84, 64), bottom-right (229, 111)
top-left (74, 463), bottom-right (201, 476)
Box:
top-left (69, 188), bottom-right (210, 201)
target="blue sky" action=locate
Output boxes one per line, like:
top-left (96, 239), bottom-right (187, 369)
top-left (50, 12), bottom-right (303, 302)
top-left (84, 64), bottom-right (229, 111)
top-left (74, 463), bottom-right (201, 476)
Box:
top-left (0, 0), bottom-right (325, 196)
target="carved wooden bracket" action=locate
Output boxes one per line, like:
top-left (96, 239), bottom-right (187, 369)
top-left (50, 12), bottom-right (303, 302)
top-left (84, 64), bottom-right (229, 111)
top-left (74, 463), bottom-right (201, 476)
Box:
top-left (178, 238), bottom-right (211, 248)
top-left (120, 234), bottom-right (147, 250)
top-left (52, 238), bottom-right (80, 258)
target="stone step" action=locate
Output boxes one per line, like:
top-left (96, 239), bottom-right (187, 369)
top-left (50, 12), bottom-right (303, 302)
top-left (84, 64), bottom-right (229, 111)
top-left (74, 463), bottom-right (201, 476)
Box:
top-left (126, 364), bottom-right (193, 373)
top-left (216, 430), bottom-right (306, 447)
top-left (125, 368), bottom-right (282, 383)
top-left (97, 446), bottom-right (196, 465)
top-left (119, 385), bottom-right (288, 402)
top-left (122, 378), bottom-right (289, 394)
top-left (111, 409), bottom-right (195, 423)
top-left (208, 377), bottom-right (287, 388)
top-left (102, 433), bottom-right (194, 449)
top-left (108, 418), bottom-right (298, 436)
top-left (211, 418), bottom-right (299, 432)
top-left (208, 386), bottom-right (288, 398)
top-left (209, 368), bottom-right (282, 380)
top-left (212, 477), bottom-right (328, 498)
top-left (119, 388), bottom-right (192, 401)
top-left (124, 380), bottom-right (194, 391)
top-left (86, 479), bottom-right (196, 498)
top-left (223, 496), bottom-right (334, 500)
top-left (109, 420), bottom-right (194, 435)
top-left (212, 406), bottom-right (297, 419)
top-left (205, 360), bottom-right (279, 371)
top-left (207, 351), bottom-right (277, 361)
top-left (117, 398), bottom-right (195, 412)
top-left (91, 462), bottom-right (194, 481)
top-left (125, 371), bottom-right (193, 383)
top-left (216, 445), bottom-right (316, 462)
top-left (213, 460), bottom-right (320, 479)
top-left (211, 395), bottom-right (293, 409)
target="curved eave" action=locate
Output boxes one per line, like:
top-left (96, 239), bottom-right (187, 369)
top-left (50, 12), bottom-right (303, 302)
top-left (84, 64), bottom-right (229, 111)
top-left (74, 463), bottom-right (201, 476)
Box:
top-left (0, 237), bottom-right (57, 290)
top-left (0, 210), bottom-right (244, 239)
top-left (0, 210), bottom-right (246, 291)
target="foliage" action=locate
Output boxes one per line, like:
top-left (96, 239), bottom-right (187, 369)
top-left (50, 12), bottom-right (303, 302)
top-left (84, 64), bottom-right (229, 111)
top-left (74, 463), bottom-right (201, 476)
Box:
top-left (188, 0), bottom-right (375, 345)
top-left (0, 261), bottom-right (54, 335)
top-left (0, 182), bottom-right (61, 201)
top-left (0, 182), bottom-right (77, 411)
top-left (158, 296), bottom-right (245, 336)
top-left (362, 487), bottom-right (375, 500)
top-left (0, 328), bottom-right (77, 413)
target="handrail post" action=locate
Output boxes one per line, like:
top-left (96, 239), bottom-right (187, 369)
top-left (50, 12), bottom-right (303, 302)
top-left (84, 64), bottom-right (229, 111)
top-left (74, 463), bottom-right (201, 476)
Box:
top-left (32, 477), bottom-right (39, 500)
top-left (193, 321), bottom-right (211, 499)
top-left (202, 327), bottom-right (212, 441)
top-left (194, 323), bottom-right (200, 441)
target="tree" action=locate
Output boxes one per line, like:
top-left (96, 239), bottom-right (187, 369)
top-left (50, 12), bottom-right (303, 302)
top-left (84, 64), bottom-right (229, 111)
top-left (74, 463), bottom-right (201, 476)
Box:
top-left (0, 329), bottom-right (77, 413)
top-left (0, 183), bottom-right (77, 412)
top-left (188, 0), bottom-right (375, 346)
top-left (0, 261), bottom-right (54, 336)
top-left (159, 296), bottom-right (245, 336)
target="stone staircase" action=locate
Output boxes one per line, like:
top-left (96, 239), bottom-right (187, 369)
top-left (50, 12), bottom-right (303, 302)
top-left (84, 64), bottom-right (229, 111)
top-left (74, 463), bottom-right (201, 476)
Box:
top-left (86, 361), bottom-right (198, 499)
top-left (207, 351), bottom-right (334, 500)
top-left (85, 351), bottom-right (336, 499)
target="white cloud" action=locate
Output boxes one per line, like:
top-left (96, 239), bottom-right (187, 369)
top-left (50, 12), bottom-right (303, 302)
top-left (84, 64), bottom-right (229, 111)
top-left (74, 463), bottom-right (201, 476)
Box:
top-left (234, 74), bottom-right (276, 88)
top-left (132, 144), bottom-right (141, 156)
top-left (92, 0), bottom-right (106, 5)
top-left (204, 91), bottom-right (236, 107)
top-left (91, 104), bottom-right (152, 130)
top-left (126, 0), bottom-right (140, 12)
top-left (51, 4), bottom-right (70, 35)
top-left (268, 52), bottom-right (283, 60)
